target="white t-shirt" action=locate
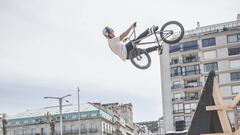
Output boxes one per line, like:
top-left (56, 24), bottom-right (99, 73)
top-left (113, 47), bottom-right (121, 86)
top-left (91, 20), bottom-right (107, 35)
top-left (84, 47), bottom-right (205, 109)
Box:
top-left (108, 37), bottom-right (127, 61)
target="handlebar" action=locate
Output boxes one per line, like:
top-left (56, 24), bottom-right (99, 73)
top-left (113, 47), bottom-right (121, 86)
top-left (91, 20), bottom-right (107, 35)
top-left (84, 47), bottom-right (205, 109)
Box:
top-left (133, 22), bottom-right (137, 27)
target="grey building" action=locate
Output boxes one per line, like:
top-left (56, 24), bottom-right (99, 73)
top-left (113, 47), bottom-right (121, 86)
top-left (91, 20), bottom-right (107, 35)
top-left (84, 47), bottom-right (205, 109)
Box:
top-left (160, 15), bottom-right (240, 132)
top-left (5, 103), bottom-right (144, 135)
top-left (6, 103), bottom-right (114, 135)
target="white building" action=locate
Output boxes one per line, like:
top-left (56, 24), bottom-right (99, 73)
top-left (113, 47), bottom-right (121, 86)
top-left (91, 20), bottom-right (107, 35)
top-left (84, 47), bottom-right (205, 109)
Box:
top-left (160, 15), bottom-right (240, 132)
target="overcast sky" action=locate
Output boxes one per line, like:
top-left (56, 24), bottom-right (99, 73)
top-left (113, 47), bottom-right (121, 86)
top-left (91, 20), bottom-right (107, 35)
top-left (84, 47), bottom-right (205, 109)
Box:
top-left (0, 0), bottom-right (239, 122)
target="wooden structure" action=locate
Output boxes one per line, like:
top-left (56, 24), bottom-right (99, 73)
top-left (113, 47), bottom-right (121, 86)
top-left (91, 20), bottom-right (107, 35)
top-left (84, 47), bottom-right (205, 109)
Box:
top-left (187, 71), bottom-right (240, 135)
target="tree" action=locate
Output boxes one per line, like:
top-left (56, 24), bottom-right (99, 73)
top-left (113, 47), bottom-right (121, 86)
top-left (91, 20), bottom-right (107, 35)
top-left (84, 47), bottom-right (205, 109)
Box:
top-left (44, 112), bottom-right (56, 135)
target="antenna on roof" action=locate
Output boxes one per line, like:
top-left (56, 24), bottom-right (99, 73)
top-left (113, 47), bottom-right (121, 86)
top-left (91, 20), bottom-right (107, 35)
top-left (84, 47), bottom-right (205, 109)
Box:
top-left (197, 21), bottom-right (200, 29)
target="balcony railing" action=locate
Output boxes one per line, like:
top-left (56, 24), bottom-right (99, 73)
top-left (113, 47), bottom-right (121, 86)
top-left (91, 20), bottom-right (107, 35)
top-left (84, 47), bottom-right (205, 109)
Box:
top-left (172, 82), bottom-right (202, 90)
top-left (170, 57), bottom-right (200, 65)
top-left (182, 70), bottom-right (201, 76)
top-left (172, 95), bottom-right (200, 102)
top-left (171, 70), bottom-right (201, 77)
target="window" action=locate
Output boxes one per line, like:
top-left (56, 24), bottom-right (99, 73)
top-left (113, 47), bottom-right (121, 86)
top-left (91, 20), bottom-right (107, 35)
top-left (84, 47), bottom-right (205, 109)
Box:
top-left (174, 116), bottom-right (184, 122)
top-left (170, 58), bottom-right (180, 65)
top-left (91, 123), bottom-right (97, 129)
top-left (182, 65), bottom-right (200, 76)
top-left (202, 38), bottom-right (216, 47)
top-left (185, 79), bottom-right (198, 88)
top-left (183, 55), bottom-right (198, 63)
top-left (173, 93), bottom-right (182, 99)
top-left (203, 50), bottom-right (217, 59)
top-left (231, 72), bottom-right (240, 81)
top-left (227, 33), bottom-right (240, 43)
top-left (230, 60), bottom-right (240, 68)
top-left (81, 124), bottom-right (86, 129)
top-left (184, 103), bottom-right (197, 113)
top-left (228, 47), bottom-right (240, 56)
top-left (184, 104), bottom-right (191, 113)
top-left (169, 43), bottom-right (181, 53)
top-left (182, 40), bottom-right (198, 51)
top-left (31, 128), bottom-right (35, 135)
top-left (91, 112), bottom-right (97, 117)
top-left (232, 85), bottom-right (240, 95)
top-left (172, 81), bottom-right (181, 89)
top-left (185, 116), bottom-right (192, 128)
top-left (81, 113), bottom-right (87, 118)
top-left (173, 104), bottom-right (184, 113)
top-left (171, 67), bottom-right (181, 77)
top-left (204, 62), bottom-right (218, 72)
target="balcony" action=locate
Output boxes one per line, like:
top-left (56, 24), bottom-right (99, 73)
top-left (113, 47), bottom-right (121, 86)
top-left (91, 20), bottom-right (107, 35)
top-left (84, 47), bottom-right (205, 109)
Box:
top-left (171, 70), bottom-right (201, 77)
top-left (182, 70), bottom-right (201, 76)
top-left (172, 82), bottom-right (202, 90)
top-left (172, 95), bottom-right (200, 102)
top-left (171, 72), bottom-right (182, 77)
top-left (183, 57), bottom-right (199, 64)
top-left (170, 57), bottom-right (200, 65)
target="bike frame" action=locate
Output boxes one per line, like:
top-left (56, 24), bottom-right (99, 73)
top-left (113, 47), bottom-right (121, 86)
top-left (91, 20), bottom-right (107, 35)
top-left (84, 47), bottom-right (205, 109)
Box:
top-left (128, 26), bottom-right (173, 48)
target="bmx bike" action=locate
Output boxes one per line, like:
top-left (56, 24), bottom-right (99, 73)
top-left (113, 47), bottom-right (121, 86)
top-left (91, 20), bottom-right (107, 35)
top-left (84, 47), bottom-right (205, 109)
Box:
top-left (127, 21), bottom-right (184, 69)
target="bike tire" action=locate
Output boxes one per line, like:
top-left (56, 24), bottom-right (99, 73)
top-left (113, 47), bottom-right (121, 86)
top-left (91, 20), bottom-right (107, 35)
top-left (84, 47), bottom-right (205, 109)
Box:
top-left (160, 21), bottom-right (184, 44)
top-left (129, 48), bottom-right (151, 70)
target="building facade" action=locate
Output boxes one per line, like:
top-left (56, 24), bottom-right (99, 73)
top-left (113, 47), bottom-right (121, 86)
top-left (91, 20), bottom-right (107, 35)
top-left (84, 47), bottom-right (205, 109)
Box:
top-left (160, 15), bottom-right (240, 132)
top-left (5, 103), bottom-right (145, 135)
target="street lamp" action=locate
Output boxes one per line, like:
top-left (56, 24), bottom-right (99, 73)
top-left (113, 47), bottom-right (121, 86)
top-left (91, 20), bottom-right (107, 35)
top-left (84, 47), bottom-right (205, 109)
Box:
top-left (77, 87), bottom-right (81, 135)
top-left (44, 94), bottom-right (71, 135)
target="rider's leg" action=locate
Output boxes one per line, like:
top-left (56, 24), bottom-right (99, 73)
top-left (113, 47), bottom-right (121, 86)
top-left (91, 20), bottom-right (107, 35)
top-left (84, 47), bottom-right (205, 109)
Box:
top-left (145, 46), bottom-right (159, 53)
top-left (125, 42), bottom-right (134, 59)
top-left (135, 29), bottom-right (150, 42)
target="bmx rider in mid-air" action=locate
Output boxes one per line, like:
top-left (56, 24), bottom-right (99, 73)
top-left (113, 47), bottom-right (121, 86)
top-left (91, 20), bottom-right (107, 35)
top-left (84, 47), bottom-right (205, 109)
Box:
top-left (103, 22), bottom-right (160, 61)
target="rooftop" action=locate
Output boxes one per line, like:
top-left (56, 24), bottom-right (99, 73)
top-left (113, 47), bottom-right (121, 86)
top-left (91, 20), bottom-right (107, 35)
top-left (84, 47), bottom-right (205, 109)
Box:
top-left (9, 103), bottom-right (98, 120)
top-left (184, 20), bottom-right (240, 38)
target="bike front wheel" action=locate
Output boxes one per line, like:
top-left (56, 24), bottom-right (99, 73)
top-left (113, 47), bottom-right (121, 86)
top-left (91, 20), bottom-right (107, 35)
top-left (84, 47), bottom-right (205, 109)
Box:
top-left (160, 21), bottom-right (184, 44)
top-left (129, 48), bottom-right (151, 70)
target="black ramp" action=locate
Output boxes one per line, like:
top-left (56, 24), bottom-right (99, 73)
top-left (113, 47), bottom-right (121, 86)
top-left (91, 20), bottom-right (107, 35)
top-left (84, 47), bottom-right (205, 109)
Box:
top-left (187, 70), bottom-right (223, 135)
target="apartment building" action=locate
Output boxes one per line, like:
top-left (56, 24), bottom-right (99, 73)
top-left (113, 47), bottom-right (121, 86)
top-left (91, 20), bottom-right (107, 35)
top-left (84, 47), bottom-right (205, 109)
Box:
top-left (160, 15), bottom-right (240, 132)
top-left (6, 103), bottom-right (145, 135)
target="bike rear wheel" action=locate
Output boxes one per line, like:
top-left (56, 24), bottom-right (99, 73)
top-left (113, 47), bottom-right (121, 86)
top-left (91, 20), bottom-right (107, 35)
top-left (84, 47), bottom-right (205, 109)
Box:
top-left (129, 48), bottom-right (151, 70)
top-left (160, 21), bottom-right (184, 44)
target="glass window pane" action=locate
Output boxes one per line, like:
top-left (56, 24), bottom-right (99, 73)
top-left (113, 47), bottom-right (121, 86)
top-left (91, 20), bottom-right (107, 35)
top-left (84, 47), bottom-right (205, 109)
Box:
top-left (228, 47), bottom-right (240, 56)
top-left (231, 72), bottom-right (240, 81)
top-left (202, 38), bottom-right (216, 47)
top-left (228, 34), bottom-right (238, 43)
top-left (232, 85), bottom-right (240, 95)
top-left (230, 60), bottom-right (240, 68)
top-left (204, 62), bottom-right (218, 72)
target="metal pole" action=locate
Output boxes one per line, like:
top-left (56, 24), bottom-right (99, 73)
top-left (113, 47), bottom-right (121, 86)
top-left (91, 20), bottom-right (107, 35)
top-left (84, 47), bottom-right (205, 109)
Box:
top-left (78, 87), bottom-right (81, 135)
top-left (59, 99), bottom-right (63, 135)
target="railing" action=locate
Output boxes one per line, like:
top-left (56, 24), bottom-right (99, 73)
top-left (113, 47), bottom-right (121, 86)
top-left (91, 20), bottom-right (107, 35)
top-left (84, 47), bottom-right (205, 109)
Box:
top-left (183, 70), bottom-right (201, 76)
top-left (169, 45), bottom-right (199, 53)
top-left (171, 72), bottom-right (182, 77)
top-left (172, 95), bottom-right (200, 102)
top-left (171, 82), bottom-right (202, 90)
top-left (171, 70), bottom-right (201, 77)
top-left (170, 57), bottom-right (200, 65)
top-left (185, 20), bottom-right (240, 37)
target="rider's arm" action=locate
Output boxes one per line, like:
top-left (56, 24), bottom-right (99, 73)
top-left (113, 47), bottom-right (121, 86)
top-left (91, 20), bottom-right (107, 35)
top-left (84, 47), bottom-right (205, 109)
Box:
top-left (119, 22), bottom-right (136, 41)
